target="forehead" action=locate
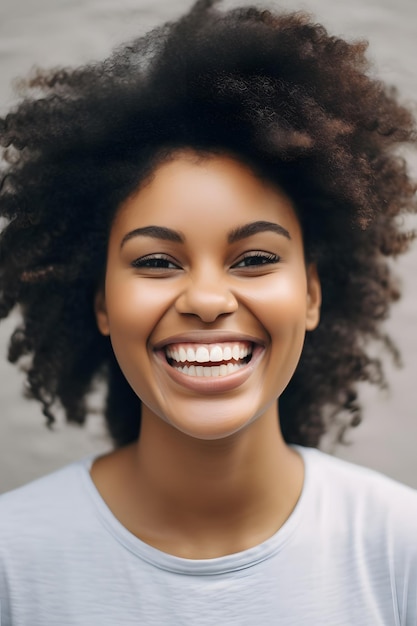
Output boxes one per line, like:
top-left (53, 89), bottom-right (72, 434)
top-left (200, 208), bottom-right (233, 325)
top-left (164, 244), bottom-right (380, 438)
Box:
top-left (113, 151), bottom-right (302, 239)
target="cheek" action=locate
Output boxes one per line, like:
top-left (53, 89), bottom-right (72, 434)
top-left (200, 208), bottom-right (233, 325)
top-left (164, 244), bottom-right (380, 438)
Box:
top-left (246, 273), bottom-right (309, 395)
top-left (239, 271), bottom-right (309, 331)
top-left (103, 279), bottom-right (161, 394)
top-left (105, 277), bottom-right (173, 339)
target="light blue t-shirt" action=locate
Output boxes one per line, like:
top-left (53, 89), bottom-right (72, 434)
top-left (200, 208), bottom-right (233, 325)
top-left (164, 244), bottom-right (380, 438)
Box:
top-left (0, 445), bottom-right (416, 625)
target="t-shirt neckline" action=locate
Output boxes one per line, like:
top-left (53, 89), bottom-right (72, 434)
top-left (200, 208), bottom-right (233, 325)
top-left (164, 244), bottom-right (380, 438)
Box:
top-left (78, 444), bottom-right (314, 576)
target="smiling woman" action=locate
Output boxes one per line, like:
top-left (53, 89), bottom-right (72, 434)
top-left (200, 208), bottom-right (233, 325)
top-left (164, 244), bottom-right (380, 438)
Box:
top-left (94, 152), bottom-right (320, 441)
top-left (0, 0), bottom-right (417, 624)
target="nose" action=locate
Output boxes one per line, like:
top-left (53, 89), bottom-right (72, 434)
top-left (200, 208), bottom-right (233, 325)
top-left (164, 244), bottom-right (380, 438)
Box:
top-left (174, 271), bottom-right (238, 323)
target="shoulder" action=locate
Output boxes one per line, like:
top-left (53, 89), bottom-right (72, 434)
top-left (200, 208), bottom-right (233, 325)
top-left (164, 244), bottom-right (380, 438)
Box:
top-left (299, 446), bottom-right (417, 566)
top-left (292, 448), bottom-right (417, 623)
top-left (299, 444), bottom-right (417, 494)
top-left (300, 447), bottom-right (417, 621)
top-left (0, 457), bottom-right (95, 547)
top-left (300, 445), bottom-right (417, 517)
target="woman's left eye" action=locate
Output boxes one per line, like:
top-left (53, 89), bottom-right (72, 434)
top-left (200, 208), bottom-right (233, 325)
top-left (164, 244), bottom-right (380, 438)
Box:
top-left (131, 255), bottom-right (179, 269)
top-left (232, 252), bottom-right (281, 268)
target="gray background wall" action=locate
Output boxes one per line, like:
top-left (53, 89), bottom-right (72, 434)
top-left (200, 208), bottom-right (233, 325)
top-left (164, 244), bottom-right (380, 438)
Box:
top-left (0, 0), bottom-right (416, 493)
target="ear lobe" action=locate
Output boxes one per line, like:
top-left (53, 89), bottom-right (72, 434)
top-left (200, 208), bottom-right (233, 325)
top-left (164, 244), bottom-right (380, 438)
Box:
top-left (94, 290), bottom-right (110, 336)
top-left (306, 264), bottom-right (321, 331)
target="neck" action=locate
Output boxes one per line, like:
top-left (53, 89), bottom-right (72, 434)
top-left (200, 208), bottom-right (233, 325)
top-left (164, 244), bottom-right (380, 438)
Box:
top-left (139, 405), bottom-right (296, 509)
top-left (91, 405), bottom-right (304, 559)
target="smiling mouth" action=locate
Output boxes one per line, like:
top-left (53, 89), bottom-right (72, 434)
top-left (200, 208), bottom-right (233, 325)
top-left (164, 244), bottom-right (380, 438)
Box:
top-left (164, 341), bottom-right (253, 378)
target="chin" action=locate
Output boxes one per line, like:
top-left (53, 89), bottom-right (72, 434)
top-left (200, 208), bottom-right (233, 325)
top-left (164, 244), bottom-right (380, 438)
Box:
top-left (158, 396), bottom-right (268, 441)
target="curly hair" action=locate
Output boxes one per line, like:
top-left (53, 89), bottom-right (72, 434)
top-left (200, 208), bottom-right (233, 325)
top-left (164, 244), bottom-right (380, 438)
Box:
top-left (0, 0), bottom-right (416, 449)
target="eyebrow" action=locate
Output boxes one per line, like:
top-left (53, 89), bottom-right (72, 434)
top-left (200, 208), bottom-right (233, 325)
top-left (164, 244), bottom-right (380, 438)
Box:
top-left (227, 220), bottom-right (291, 243)
top-left (120, 225), bottom-right (184, 248)
top-left (120, 220), bottom-right (291, 249)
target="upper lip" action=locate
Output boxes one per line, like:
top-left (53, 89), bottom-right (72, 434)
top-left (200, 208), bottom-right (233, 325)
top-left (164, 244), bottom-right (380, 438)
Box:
top-left (153, 331), bottom-right (266, 351)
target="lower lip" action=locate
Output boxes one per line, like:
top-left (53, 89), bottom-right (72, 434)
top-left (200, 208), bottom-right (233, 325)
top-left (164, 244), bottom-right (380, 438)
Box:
top-left (154, 345), bottom-right (265, 394)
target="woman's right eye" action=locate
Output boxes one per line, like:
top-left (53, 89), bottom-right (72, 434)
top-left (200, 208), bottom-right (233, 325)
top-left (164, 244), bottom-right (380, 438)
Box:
top-left (131, 255), bottom-right (180, 270)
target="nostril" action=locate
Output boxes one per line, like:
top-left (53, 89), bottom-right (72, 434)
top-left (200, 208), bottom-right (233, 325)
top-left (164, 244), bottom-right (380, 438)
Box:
top-left (174, 281), bottom-right (238, 321)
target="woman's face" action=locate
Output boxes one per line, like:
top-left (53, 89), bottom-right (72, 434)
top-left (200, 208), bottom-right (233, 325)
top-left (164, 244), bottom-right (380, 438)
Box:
top-left (96, 151), bottom-right (321, 440)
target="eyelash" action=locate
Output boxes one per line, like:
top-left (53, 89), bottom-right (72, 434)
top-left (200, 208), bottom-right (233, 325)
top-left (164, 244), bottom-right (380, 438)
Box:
top-left (131, 254), bottom-right (179, 269)
top-left (232, 252), bottom-right (280, 268)
top-left (130, 252), bottom-right (281, 270)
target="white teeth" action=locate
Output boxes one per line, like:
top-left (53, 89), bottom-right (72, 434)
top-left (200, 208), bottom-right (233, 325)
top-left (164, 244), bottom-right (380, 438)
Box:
top-left (209, 346), bottom-right (223, 362)
top-left (196, 346), bottom-right (210, 362)
top-left (166, 341), bottom-right (253, 370)
top-left (176, 362), bottom-right (244, 377)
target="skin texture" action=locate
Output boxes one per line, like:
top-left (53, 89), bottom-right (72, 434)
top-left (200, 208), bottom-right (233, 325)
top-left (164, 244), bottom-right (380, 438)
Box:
top-left (92, 151), bottom-right (321, 558)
